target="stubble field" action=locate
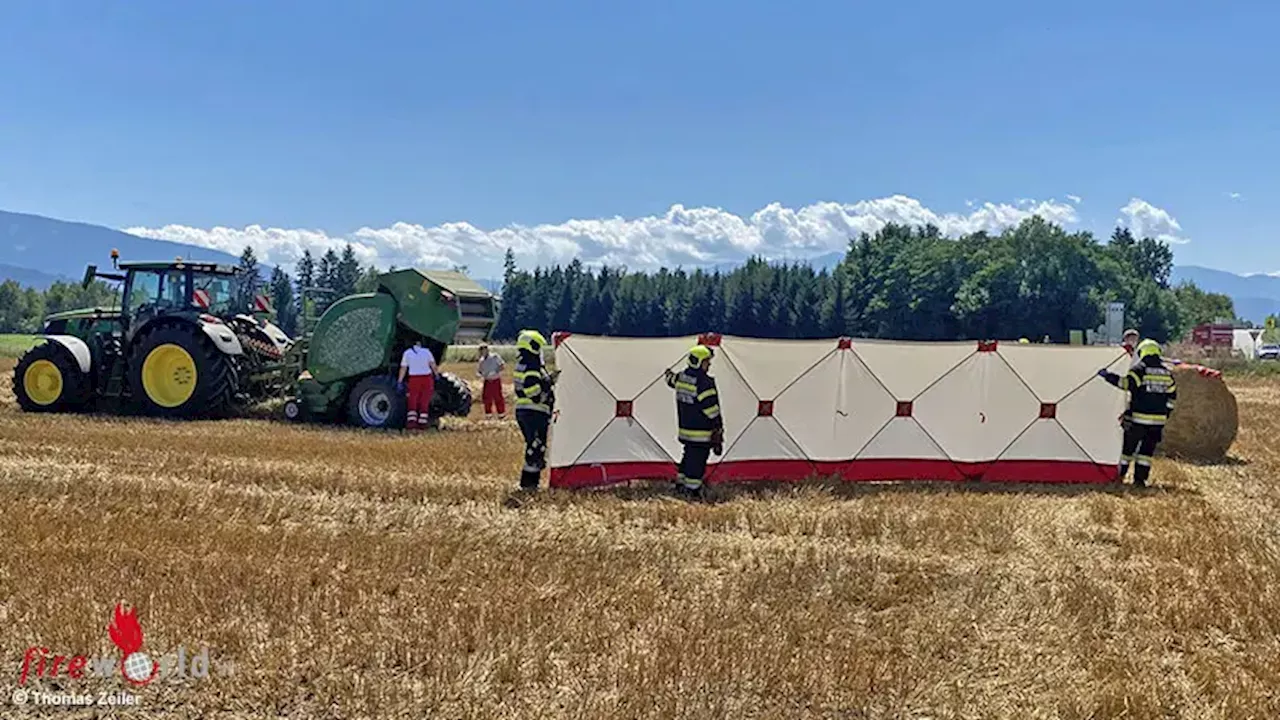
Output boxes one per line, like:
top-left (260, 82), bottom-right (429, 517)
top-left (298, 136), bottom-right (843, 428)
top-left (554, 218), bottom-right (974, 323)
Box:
top-left (2, 356), bottom-right (1279, 719)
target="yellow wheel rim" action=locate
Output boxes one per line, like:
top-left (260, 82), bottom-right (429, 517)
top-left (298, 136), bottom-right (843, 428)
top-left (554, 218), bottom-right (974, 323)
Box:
top-left (141, 344), bottom-right (198, 408)
top-left (23, 359), bottom-right (64, 406)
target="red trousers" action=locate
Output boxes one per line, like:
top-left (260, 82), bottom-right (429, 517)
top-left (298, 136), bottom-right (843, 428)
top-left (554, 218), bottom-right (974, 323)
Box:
top-left (406, 374), bottom-right (435, 429)
top-left (482, 378), bottom-right (505, 415)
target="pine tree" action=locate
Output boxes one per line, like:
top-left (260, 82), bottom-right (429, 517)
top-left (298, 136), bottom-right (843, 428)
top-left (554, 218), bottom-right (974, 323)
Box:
top-left (502, 247), bottom-right (517, 290)
top-left (235, 246), bottom-right (261, 313)
top-left (295, 250), bottom-right (315, 296)
top-left (269, 267), bottom-right (298, 336)
top-left (335, 244), bottom-right (361, 296)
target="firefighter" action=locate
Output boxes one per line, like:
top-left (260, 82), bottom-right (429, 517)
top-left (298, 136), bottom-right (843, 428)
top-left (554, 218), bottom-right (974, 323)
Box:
top-left (1098, 340), bottom-right (1177, 487)
top-left (663, 344), bottom-right (723, 500)
top-left (1122, 328), bottom-right (1141, 357)
top-left (513, 329), bottom-right (556, 491)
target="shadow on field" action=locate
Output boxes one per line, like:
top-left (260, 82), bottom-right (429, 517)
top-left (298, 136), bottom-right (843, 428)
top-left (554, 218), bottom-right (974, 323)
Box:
top-left (555, 476), bottom-right (1202, 505)
top-left (1162, 453), bottom-right (1250, 467)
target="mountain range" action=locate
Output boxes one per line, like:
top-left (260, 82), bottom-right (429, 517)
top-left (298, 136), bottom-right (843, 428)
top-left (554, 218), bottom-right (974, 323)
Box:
top-left (1, 209), bottom-right (242, 285)
top-left (1, 209), bottom-right (1277, 322)
top-left (1168, 266), bottom-right (1280, 323)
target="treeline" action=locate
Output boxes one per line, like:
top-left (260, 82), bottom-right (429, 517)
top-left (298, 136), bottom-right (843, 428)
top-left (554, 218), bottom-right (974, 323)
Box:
top-left (241, 244), bottom-right (381, 336)
top-left (0, 279), bottom-right (120, 333)
top-left (0, 217), bottom-right (1269, 346)
top-left (493, 218), bottom-right (1244, 344)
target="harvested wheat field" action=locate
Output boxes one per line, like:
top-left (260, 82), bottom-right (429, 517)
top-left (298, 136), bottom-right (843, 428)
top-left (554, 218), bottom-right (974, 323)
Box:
top-left (2, 358), bottom-right (1280, 719)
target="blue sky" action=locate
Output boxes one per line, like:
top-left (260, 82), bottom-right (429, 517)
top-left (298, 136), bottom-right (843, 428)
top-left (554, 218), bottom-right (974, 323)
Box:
top-left (2, 0), bottom-right (1278, 277)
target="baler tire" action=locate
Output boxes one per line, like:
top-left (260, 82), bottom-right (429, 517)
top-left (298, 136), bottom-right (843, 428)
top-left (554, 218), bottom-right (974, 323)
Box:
top-left (430, 371), bottom-right (473, 417)
top-left (12, 342), bottom-right (90, 413)
top-left (347, 375), bottom-right (407, 429)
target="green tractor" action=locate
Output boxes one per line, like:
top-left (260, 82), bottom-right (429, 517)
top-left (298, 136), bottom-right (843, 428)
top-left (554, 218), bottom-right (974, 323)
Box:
top-left (282, 268), bottom-right (497, 428)
top-left (12, 253), bottom-right (293, 418)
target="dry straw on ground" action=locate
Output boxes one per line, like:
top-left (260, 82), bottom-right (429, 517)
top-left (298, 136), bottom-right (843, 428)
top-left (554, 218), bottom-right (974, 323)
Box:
top-left (1162, 366), bottom-right (1239, 461)
top-left (2, 359), bottom-right (1280, 719)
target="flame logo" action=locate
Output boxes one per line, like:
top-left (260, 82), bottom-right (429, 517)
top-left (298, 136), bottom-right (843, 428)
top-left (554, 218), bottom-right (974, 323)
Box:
top-left (108, 604), bottom-right (158, 686)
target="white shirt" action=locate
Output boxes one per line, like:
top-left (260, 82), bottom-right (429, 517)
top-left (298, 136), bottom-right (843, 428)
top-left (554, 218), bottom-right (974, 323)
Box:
top-left (400, 346), bottom-right (436, 376)
top-left (478, 354), bottom-right (504, 380)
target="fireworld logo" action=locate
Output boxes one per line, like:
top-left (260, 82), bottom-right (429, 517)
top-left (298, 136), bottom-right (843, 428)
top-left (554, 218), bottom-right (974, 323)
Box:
top-left (18, 603), bottom-right (233, 686)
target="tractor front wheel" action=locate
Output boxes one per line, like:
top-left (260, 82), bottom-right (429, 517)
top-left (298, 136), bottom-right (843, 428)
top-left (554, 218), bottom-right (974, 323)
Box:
top-left (12, 343), bottom-right (90, 413)
top-left (128, 324), bottom-right (237, 418)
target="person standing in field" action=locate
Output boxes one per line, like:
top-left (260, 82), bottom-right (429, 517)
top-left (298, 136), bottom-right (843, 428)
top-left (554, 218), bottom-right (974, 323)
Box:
top-left (1098, 340), bottom-right (1176, 487)
top-left (397, 339), bottom-right (438, 430)
top-left (513, 330), bottom-right (556, 491)
top-left (663, 344), bottom-right (723, 501)
top-left (477, 344), bottom-right (506, 418)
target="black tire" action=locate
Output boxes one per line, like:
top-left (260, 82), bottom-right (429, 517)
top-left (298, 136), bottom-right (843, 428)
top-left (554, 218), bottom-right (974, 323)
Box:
top-left (430, 371), bottom-right (473, 417)
top-left (127, 323), bottom-right (237, 418)
top-left (347, 375), bottom-right (407, 429)
top-left (12, 342), bottom-right (90, 413)
top-left (282, 399), bottom-right (306, 422)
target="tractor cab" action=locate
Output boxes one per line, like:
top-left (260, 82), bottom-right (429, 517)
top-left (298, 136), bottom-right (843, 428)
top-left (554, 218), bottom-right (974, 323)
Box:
top-left (113, 260), bottom-right (242, 340)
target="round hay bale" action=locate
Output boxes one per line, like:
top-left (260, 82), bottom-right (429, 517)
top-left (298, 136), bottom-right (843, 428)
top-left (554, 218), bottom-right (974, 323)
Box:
top-left (1160, 364), bottom-right (1238, 461)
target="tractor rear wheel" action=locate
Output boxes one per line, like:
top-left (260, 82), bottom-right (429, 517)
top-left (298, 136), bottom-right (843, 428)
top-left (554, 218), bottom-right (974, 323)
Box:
top-left (128, 324), bottom-right (237, 418)
top-left (12, 343), bottom-right (90, 413)
top-left (347, 375), bottom-right (406, 429)
top-left (430, 371), bottom-right (473, 417)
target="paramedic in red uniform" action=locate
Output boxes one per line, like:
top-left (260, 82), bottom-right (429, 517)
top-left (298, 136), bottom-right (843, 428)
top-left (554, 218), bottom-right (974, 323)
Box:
top-left (398, 340), bottom-right (439, 430)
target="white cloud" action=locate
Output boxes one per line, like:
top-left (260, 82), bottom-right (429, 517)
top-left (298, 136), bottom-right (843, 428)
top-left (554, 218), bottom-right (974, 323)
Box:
top-left (1067, 194), bottom-right (1082, 204)
top-left (1116, 198), bottom-right (1189, 245)
top-left (124, 194), bottom-right (1081, 278)
top-left (1227, 191), bottom-right (1243, 200)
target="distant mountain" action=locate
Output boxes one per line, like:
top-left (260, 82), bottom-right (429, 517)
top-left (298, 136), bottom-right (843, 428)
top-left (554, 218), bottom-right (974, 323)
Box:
top-left (0, 209), bottom-right (243, 288)
top-left (1170, 265), bottom-right (1280, 323)
top-left (0, 263), bottom-right (71, 289)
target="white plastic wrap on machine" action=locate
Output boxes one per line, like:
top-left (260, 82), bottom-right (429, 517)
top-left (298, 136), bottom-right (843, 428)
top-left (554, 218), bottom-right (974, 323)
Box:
top-left (547, 333), bottom-right (1131, 489)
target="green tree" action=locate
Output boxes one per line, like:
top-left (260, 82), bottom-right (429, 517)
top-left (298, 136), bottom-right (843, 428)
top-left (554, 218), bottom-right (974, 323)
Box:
top-left (0, 280), bottom-right (27, 332)
top-left (334, 244), bottom-right (361, 297)
top-left (269, 267), bottom-right (298, 336)
top-left (354, 267), bottom-right (380, 294)
top-left (234, 246), bottom-right (261, 313)
top-left (1264, 314), bottom-right (1279, 343)
top-left (295, 250), bottom-right (315, 296)
top-left (1172, 282), bottom-right (1235, 327)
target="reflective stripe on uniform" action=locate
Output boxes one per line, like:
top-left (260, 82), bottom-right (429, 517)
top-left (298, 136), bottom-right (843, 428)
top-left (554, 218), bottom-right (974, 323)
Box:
top-left (1131, 412), bottom-right (1167, 425)
top-left (703, 404), bottom-right (720, 419)
top-left (697, 388), bottom-right (717, 401)
top-left (516, 400), bottom-right (550, 414)
top-left (1135, 455), bottom-right (1153, 467)
top-left (679, 428), bottom-right (712, 441)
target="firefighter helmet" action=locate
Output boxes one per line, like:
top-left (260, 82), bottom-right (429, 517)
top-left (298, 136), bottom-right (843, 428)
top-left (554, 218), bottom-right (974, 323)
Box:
top-left (687, 344), bottom-right (714, 366)
top-left (516, 330), bottom-right (548, 353)
top-left (1137, 339), bottom-right (1162, 359)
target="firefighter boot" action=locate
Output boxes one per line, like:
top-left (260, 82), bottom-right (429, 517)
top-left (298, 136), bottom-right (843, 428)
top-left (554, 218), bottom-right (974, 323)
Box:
top-left (519, 470), bottom-right (541, 491)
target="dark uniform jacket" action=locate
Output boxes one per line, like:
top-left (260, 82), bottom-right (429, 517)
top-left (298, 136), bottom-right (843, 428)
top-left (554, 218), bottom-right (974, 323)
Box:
top-left (666, 365), bottom-right (722, 444)
top-left (1102, 356), bottom-right (1177, 426)
top-left (514, 351), bottom-right (554, 414)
